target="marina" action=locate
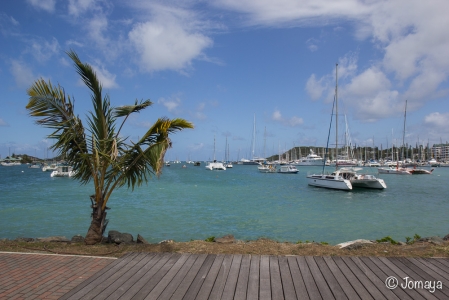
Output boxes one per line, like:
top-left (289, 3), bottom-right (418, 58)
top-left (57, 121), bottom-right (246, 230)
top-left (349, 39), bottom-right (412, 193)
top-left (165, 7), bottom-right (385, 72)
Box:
top-left (1, 163), bottom-right (447, 245)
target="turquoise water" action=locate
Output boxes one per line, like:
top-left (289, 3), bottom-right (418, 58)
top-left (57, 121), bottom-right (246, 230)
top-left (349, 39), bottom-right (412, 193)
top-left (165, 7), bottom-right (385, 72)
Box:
top-left (1, 164), bottom-right (448, 245)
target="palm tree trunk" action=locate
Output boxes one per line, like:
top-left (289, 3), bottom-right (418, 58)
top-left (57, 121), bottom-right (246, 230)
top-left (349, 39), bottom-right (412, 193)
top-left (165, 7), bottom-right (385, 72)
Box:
top-left (85, 195), bottom-right (108, 245)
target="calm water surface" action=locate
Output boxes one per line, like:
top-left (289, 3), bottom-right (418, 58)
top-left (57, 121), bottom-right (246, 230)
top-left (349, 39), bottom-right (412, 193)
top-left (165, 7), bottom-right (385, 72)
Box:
top-left (1, 164), bottom-right (448, 244)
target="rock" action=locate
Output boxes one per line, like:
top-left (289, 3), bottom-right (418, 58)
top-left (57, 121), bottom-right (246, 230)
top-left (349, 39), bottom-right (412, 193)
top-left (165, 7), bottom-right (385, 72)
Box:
top-left (215, 234), bottom-right (235, 244)
top-left (418, 236), bottom-right (445, 245)
top-left (15, 237), bottom-right (35, 242)
top-left (137, 234), bottom-right (149, 244)
top-left (71, 235), bottom-right (85, 243)
top-left (36, 236), bottom-right (70, 242)
top-left (336, 239), bottom-right (373, 249)
top-left (342, 242), bottom-right (366, 250)
top-left (398, 241), bottom-right (407, 246)
top-left (443, 234), bottom-right (449, 241)
top-left (158, 239), bottom-right (174, 244)
top-left (108, 230), bottom-right (133, 244)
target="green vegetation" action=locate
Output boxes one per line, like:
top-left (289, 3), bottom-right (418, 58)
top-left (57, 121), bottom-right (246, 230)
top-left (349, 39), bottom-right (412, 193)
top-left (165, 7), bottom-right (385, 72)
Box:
top-left (376, 236), bottom-right (398, 245)
top-left (205, 236), bottom-right (215, 242)
top-left (26, 50), bottom-right (193, 245)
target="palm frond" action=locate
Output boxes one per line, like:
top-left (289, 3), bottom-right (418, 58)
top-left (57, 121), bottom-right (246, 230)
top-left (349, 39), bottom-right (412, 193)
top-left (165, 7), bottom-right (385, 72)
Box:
top-left (114, 99), bottom-right (152, 118)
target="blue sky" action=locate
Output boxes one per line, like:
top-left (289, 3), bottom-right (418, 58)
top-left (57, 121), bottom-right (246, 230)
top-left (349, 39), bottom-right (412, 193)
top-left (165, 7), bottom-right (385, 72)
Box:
top-left (1, 0), bottom-right (448, 161)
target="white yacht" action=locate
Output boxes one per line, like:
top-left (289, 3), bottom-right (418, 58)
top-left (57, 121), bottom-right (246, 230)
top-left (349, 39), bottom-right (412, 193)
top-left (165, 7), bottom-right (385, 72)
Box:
top-left (296, 149), bottom-right (324, 166)
top-left (308, 170), bottom-right (353, 190)
top-left (50, 165), bottom-right (75, 177)
top-left (378, 166), bottom-right (412, 175)
top-left (258, 163), bottom-right (277, 173)
top-left (205, 135), bottom-right (226, 171)
top-left (42, 163), bottom-right (58, 172)
top-left (307, 64), bottom-right (354, 191)
top-left (205, 160), bottom-right (226, 170)
top-left (339, 168), bottom-right (387, 189)
top-left (278, 165), bottom-right (299, 174)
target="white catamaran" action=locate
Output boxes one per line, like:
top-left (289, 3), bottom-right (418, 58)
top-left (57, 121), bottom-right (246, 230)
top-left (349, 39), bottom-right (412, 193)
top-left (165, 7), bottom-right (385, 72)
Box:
top-left (307, 64), bottom-right (386, 190)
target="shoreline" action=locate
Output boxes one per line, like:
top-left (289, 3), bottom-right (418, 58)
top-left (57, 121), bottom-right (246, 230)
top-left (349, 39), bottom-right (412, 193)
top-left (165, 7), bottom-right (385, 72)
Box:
top-left (1, 233), bottom-right (449, 258)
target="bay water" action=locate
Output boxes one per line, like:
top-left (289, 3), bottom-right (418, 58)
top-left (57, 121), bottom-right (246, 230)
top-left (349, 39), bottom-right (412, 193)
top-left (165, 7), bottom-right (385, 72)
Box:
top-left (1, 164), bottom-right (448, 245)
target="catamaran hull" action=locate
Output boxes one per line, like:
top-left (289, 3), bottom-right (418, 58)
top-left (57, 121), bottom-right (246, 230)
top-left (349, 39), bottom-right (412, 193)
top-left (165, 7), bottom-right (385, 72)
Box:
top-left (378, 168), bottom-right (411, 175)
top-left (307, 175), bottom-right (352, 190)
top-left (351, 178), bottom-right (386, 189)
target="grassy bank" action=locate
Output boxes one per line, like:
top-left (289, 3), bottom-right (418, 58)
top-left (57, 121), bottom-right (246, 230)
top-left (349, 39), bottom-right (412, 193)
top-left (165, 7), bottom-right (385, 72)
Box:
top-left (1, 238), bottom-right (448, 258)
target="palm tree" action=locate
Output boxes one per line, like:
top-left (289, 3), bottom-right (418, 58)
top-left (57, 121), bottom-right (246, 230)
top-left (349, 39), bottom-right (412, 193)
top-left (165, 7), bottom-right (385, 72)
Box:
top-left (26, 50), bottom-right (194, 245)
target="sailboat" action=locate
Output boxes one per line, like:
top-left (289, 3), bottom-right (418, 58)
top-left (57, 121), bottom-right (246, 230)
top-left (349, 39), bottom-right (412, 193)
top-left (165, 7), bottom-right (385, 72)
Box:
top-left (205, 135), bottom-right (226, 171)
top-left (307, 64), bottom-right (386, 190)
top-left (258, 127), bottom-right (277, 173)
top-left (225, 137), bottom-right (233, 168)
top-left (307, 64), bottom-right (353, 190)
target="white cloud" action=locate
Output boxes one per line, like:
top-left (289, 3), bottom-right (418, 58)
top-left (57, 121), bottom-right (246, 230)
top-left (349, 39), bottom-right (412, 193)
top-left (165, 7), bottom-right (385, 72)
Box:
top-left (10, 60), bottom-right (36, 88)
top-left (272, 109), bottom-right (303, 127)
top-left (213, 0), bottom-right (449, 122)
top-left (306, 74), bottom-right (326, 100)
top-left (27, 0), bottom-right (56, 13)
top-left (68, 0), bottom-right (96, 17)
top-left (424, 112), bottom-right (449, 128)
top-left (26, 37), bottom-right (60, 63)
top-left (91, 64), bottom-right (118, 89)
top-left (215, 0), bottom-right (370, 27)
top-left (423, 112), bottom-right (449, 141)
top-left (0, 118), bottom-right (9, 126)
top-left (128, 5), bottom-right (213, 73)
top-left (158, 95), bottom-right (181, 113)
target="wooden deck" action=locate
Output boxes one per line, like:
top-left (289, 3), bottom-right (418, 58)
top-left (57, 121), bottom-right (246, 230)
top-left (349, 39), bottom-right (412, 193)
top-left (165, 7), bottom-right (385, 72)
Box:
top-left (61, 253), bottom-right (449, 299)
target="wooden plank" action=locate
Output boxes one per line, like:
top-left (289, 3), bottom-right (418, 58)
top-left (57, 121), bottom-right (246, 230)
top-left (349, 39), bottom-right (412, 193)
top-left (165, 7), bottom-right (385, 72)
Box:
top-left (179, 254), bottom-right (216, 300)
top-left (60, 254), bottom-right (127, 300)
top-left (424, 258), bottom-right (449, 275)
top-left (62, 252), bottom-right (142, 300)
top-left (208, 255), bottom-right (233, 299)
top-left (118, 253), bottom-right (173, 300)
top-left (195, 254), bottom-right (225, 300)
top-left (86, 253), bottom-right (154, 300)
top-left (287, 256), bottom-right (309, 299)
top-left (296, 256), bottom-right (322, 300)
top-left (133, 254), bottom-right (190, 300)
top-left (433, 258), bottom-right (449, 269)
top-left (222, 254), bottom-right (243, 300)
top-left (269, 256), bottom-right (284, 300)
top-left (305, 256), bottom-right (335, 300)
top-left (414, 258), bottom-right (449, 280)
top-left (400, 258), bottom-right (449, 297)
top-left (348, 257), bottom-right (399, 300)
top-left (259, 255), bottom-right (271, 300)
top-left (340, 257), bottom-right (387, 300)
top-left (105, 253), bottom-right (161, 300)
top-left (388, 257), bottom-right (445, 299)
top-left (358, 257), bottom-right (412, 300)
top-left (314, 257), bottom-right (348, 300)
top-left (322, 256), bottom-right (360, 300)
top-left (77, 252), bottom-right (149, 300)
top-left (246, 255), bottom-right (260, 300)
top-left (129, 253), bottom-right (182, 299)
top-left (156, 254), bottom-right (203, 300)
top-left (331, 257), bottom-right (373, 300)
top-left (278, 256), bottom-right (297, 300)
top-left (367, 256), bottom-right (423, 300)
top-left (233, 254), bottom-right (251, 300)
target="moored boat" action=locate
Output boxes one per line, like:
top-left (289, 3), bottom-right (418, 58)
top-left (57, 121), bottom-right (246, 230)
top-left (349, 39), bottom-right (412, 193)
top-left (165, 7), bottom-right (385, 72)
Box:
top-left (278, 164), bottom-right (298, 174)
top-left (50, 165), bottom-right (75, 177)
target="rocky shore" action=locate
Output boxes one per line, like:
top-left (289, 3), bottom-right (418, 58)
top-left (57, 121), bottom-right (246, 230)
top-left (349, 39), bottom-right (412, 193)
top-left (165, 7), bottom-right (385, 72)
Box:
top-left (1, 231), bottom-right (449, 258)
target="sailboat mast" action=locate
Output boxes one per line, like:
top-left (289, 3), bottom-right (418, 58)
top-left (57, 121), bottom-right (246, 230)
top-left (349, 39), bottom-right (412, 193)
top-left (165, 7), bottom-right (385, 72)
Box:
top-left (335, 63), bottom-right (338, 171)
top-left (402, 100), bottom-right (407, 161)
top-left (252, 114), bottom-right (256, 159)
